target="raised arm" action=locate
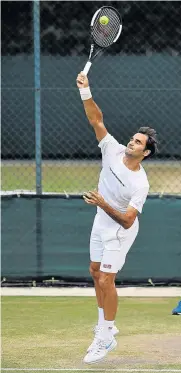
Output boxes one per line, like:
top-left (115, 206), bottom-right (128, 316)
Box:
top-left (76, 72), bottom-right (107, 142)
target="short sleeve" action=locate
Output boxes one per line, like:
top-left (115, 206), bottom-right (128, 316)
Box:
top-left (98, 133), bottom-right (126, 158)
top-left (129, 187), bottom-right (149, 213)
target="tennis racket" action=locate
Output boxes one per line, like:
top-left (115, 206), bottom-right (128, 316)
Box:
top-left (82, 6), bottom-right (122, 75)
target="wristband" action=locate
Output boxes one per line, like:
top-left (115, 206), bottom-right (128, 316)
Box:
top-left (79, 86), bottom-right (92, 101)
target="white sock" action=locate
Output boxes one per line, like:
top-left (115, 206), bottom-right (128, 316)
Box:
top-left (98, 307), bottom-right (104, 326)
top-left (105, 320), bottom-right (114, 330)
top-left (103, 320), bottom-right (115, 339)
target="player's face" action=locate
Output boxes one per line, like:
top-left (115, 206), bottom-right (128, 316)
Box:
top-left (125, 133), bottom-right (150, 159)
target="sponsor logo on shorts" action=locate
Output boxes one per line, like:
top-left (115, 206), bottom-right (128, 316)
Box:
top-left (103, 264), bottom-right (112, 269)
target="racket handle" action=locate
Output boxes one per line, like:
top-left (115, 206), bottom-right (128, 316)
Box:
top-left (82, 61), bottom-right (92, 75)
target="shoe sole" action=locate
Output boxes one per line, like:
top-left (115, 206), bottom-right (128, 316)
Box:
top-left (172, 312), bottom-right (181, 315)
top-left (84, 340), bottom-right (117, 364)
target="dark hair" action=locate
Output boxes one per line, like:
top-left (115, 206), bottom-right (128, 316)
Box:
top-left (138, 126), bottom-right (158, 158)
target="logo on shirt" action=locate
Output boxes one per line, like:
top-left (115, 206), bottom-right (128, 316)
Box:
top-left (103, 264), bottom-right (112, 269)
top-left (109, 167), bottom-right (125, 186)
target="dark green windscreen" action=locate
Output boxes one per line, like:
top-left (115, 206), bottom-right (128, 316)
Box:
top-left (1, 197), bottom-right (181, 283)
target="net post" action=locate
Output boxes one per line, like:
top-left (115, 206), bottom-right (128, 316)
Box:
top-left (34, 0), bottom-right (43, 279)
top-left (33, 0), bottom-right (42, 194)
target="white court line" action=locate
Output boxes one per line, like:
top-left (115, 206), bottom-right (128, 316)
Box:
top-left (2, 369), bottom-right (181, 372)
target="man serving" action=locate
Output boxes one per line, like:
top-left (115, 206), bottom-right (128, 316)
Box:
top-left (76, 71), bottom-right (158, 364)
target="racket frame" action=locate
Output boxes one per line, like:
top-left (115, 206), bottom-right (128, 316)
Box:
top-left (83, 6), bottom-right (122, 75)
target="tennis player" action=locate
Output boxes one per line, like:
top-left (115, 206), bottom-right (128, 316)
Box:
top-left (76, 72), bottom-right (158, 364)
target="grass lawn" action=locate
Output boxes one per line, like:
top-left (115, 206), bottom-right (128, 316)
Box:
top-left (1, 161), bottom-right (181, 194)
top-left (1, 296), bottom-right (181, 372)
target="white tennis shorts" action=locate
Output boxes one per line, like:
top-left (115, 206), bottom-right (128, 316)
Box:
top-left (90, 213), bottom-right (139, 273)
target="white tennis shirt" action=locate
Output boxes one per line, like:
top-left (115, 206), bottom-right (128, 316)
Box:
top-left (97, 133), bottom-right (149, 226)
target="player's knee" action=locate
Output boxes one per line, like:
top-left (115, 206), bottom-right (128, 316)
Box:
top-left (89, 262), bottom-right (100, 280)
top-left (99, 273), bottom-right (115, 292)
top-left (99, 273), bottom-right (109, 291)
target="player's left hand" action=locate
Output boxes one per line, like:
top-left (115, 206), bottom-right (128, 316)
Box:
top-left (83, 190), bottom-right (105, 208)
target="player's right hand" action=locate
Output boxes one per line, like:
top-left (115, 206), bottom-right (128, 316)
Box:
top-left (76, 72), bottom-right (89, 89)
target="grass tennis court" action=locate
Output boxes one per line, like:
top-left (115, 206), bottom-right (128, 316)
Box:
top-left (2, 297), bottom-right (181, 373)
top-left (2, 160), bottom-right (181, 194)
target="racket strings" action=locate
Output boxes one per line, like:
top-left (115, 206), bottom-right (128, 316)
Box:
top-left (92, 7), bottom-right (121, 48)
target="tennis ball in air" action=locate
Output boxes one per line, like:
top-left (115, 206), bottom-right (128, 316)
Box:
top-left (99, 16), bottom-right (109, 25)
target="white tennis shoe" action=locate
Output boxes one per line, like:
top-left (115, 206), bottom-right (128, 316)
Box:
top-left (83, 336), bottom-right (117, 364)
top-left (87, 324), bottom-right (119, 353)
